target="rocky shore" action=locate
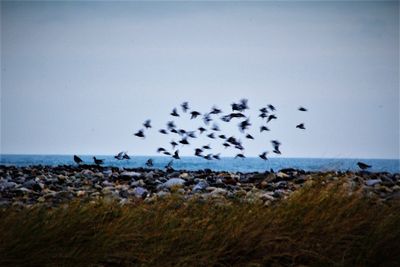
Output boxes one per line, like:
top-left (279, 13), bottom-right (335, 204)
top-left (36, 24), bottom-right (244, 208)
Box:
top-left (1, 165), bottom-right (399, 208)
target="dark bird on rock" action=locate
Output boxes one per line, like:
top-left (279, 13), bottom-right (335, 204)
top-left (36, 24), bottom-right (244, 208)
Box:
top-left (296, 123), bottom-right (306, 130)
top-left (114, 152), bottom-right (124, 160)
top-left (245, 134), bottom-right (254, 140)
top-left (207, 133), bottom-right (215, 139)
top-left (210, 106), bottom-right (222, 115)
top-left (179, 137), bottom-right (189, 145)
top-left (190, 111), bottom-right (201, 119)
top-left (239, 119), bottom-right (251, 132)
top-left (143, 120), bottom-right (152, 129)
top-left (123, 153), bottom-right (130, 160)
top-left (357, 162), bottom-right (371, 170)
top-left (219, 134), bottom-right (226, 139)
top-left (268, 104), bottom-right (276, 111)
top-left (260, 126), bottom-right (270, 132)
top-left (198, 127), bottom-right (207, 134)
top-left (235, 153), bottom-right (245, 159)
top-left (134, 129), bottom-right (145, 138)
top-left (93, 157), bottom-right (104, 165)
top-left (159, 129), bottom-right (168, 134)
top-left (259, 152), bottom-right (268, 161)
top-left (170, 141), bottom-right (178, 149)
top-left (73, 155), bottom-right (83, 164)
top-left (267, 114), bottom-right (277, 123)
top-left (271, 140), bottom-right (281, 154)
top-left (173, 150), bottom-right (180, 160)
top-left (170, 108), bottom-right (180, 117)
top-left (146, 159), bottom-right (153, 168)
top-left (181, 102), bottom-right (189, 113)
top-left (213, 154), bottom-right (221, 160)
top-left (298, 106), bottom-right (308, 112)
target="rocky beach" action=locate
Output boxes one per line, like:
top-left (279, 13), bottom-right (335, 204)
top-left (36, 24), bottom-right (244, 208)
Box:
top-left (1, 164), bottom-right (399, 208)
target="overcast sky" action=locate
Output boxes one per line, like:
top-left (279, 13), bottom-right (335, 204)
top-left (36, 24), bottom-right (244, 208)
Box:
top-left (1, 1), bottom-right (399, 159)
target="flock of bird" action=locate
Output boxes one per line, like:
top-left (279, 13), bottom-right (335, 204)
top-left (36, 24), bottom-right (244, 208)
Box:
top-left (72, 99), bottom-right (374, 171)
top-left (132, 99), bottom-right (308, 161)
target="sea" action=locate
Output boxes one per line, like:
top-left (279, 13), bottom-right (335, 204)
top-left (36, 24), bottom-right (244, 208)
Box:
top-left (0, 155), bottom-right (399, 173)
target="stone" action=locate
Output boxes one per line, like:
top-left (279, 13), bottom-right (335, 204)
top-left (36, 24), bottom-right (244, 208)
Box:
top-left (120, 171), bottom-right (142, 179)
top-left (77, 190), bottom-right (86, 197)
top-left (159, 178), bottom-right (186, 189)
top-left (192, 180), bottom-right (209, 192)
top-left (132, 187), bottom-right (148, 198)
top-left (365, 179), bottom-right (382, 187)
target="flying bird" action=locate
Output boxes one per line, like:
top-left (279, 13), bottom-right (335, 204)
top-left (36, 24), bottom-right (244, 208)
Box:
top-left (235, 153), bottom-right (245, 159)
top-left (213, 154), bottom-right (221, 160)
top-left (167, 121), bottom-right (176, 130)
top-left (146, 159), bottom-right (154, 168)
top-left (170, 108), bottom-right (180, 117)
top-left (190, 111), bottom-right (201, 119)
top-left (157, 147), bottom-right (166, 153)
top-left (203, 154), bottom-right (213, 160)
top-left (210, 106), bottom-right (222, 115)
top-left (173, 150), bottom-right (180, 160)
top-left (259, 152), bottom-right (268, 161)
top-left (122, 153), bottom-right (130, 160)
top-left (238, 119), bottom-right (251, 132)
top-left (170, 141), bottom-right (178, 149)
top-left (267, 115), bottom-right (277, 123)
top-left (114, 152), bottom-right (124, 160)
top-left (181, 102), bottom-right (189, 113)
top-left (143, 120), bottom-right (152, 129)
top-left (223, 142), bottom-right (230, 148)
top-left (207, 133), bottom-right (215, 139)
top-left (298, 106), bottom-right (308, 112)
top-left (218, 134), bottom-right (226, 139)
top-left (271, 140), bottom-right (281, 154)
top-left (296, 123), bottom-right (306, 130)
top-left (203, 113), bottom-right (212, 125)
top-left (260, 126), bottom-right (270, 132)
top-left (134, 129), bottom-right (145, 138)
top-left (195, 148), bottom-right (203, 157)
top-left (198, 127), bottom-right (207, 134)
top-left (268, 104), bottom-right (276, 111)
top-left (202, 144), bottom-right (211, 150)
top-left (179, 137), bottom-right (189, 145)
top-left (159, 129), bottom-right (168, 134)
top-left (73, 155), bottom-right (83, 164)
top-left (211, 123), bottom-right (220, 131)
top-left (245, 134), bottom-right (254, 140)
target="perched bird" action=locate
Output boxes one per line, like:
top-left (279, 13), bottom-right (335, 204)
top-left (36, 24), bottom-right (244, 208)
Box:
top-left (296, 123), bottom-right (306, 130)
top-left (146, 158), bottom-right (154, 168)
top-left (245, 134), bottom-right (254, 140)
top-left (271, 140), bottom-right (281, 154)
top-left (235, 153), bottom-right (245, 159)
top-left (190, 111), bottom-right (201, 119)
top-left (134, 129), bottom-right (145, 138)
top-left (170, 108), bottom-right (180, 117)
top-left (260, 126), bottom-right (270, 132)
top-left (298, 106), bottom-right (308, 112)
top-left (357, 162), bottom-right (371, 170)
top-left (143, 120), bottom-right (152, 129)
top-left (181, 102), bottom-right (189, 113)
top-left (267, 114), bottom-right (277, 123)
top-left (114, 151), bottom-right (124, 160)
top-left (93, 157), bottom-right (104, 166)
top-left (198, 127), bottom-right (207, 134)
top-left (259, 152), bottom-right (268, 161)
top-left (173, 150), bottom-right (180, 160)
top-left (159, 129), bottom-right (168, 134)
top-left (73, 155), bottom-right (83, 164)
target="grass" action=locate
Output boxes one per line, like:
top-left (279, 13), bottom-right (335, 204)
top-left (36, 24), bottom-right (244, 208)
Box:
top-left (0, 179), bottom-right (399, 267)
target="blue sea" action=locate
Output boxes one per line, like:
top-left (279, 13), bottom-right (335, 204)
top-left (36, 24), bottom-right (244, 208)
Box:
top-left (0, 155), bottom-right (399, 173)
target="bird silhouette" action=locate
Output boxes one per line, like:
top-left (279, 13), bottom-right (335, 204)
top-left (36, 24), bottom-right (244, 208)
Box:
top-left (170, 141), bottom-right (178, 149)
top-left (357, 162), bottom-right (371, 170)
top-left (245, 134), bottom-right (254, 140)
top-left (146, 158), bottom-right (154, 167)
top-left (219, 134), bottom-right (226, 139)
top-left (159, 129), bottom-right (168, 134)
top-left (203, 113), bottom-right (212, 125)
top-left (143, 120), bottom-right (152, 129)
top-left (167, 121), bottom-right (176, 130)
top-left (213, 154), bottom-right (221, 160)
top-left (223, 142), bottom-right (230, 148)
top-left (187, 131), bottom-right (197, 138)
top-left (259, 113), bottom-right (268, 119)
top-left (122, 153), bottom-right (130, 160)
top-left (211, 123), bottom-right (220, 131)
top-left (259, 107), bottom-right (268, 113)
top-left (173, 150), bottom-right (180, 159)
top-left (170, 108), bottom-right (180, 117)
top-left (73, 155), bottom-right (83, 164)
top-left (170, 129), bottom-right (178, 134)
top-left (181, 102), bottom-right (189, 113)
top-left (157, 147), bottom-right (166, 153)
top-left (163, 151), bottom-right (171, 156)
top-left (267, 115), bottom-right (277, 123)
top-left (179, 137), bottom-right (189, 145)
top-left (198, 127), bottom-right (207, 134)
top-left (298, 106), bottom-right (308, 112)
top-left (260, 126), bottom-right (270, 132)
top-left (165, 160), bottom-right (174, 170)
top-left (202, 144), bottom-right (211, 150)
top-left (271, 140), bottom-right (281, 154)
top-left (296, 123), bottom-right (306, 130)
top-left (195, 148), bottom-right (203, 157)
top-left (235, 153), bottom-right (245, 159)
top-left (207, 133), bottom-right (215, 139)
top-left (93, 157), bottom-right (104, 165)
top-left (259, 152), bottom-right (268, 160)
top-left (203, 154), bottom-right (212, 160)
top-left (134, 129), bottom-right (145, 138)
top-left (210, 106), bottom-right (222, 115)
top-left (114, 152), bottom-right (124, 160)
top-left (190, 111), bottom-right (201, 119)
top-left (239, 119), bottom-right (251, 132)
top-left (268, 104), bottom-right (276, 111)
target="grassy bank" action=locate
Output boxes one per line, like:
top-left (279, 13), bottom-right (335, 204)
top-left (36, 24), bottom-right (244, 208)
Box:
top-left (0, 180), bottom-right (399, 267)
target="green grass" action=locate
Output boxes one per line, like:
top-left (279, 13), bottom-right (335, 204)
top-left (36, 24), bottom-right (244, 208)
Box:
top-left (0, 180), bottom-right (399, 267)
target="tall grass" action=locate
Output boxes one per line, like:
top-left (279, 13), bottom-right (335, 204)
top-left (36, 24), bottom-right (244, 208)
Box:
top-left (0, 180), bottom-right (399, 266)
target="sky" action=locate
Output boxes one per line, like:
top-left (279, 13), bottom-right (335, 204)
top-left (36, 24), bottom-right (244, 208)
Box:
top-left (1, 1), bottom-right (399, 159)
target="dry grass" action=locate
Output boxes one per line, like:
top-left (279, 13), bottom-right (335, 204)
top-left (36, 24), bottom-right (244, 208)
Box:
top-left (0, 179), bottom-right (399, 267)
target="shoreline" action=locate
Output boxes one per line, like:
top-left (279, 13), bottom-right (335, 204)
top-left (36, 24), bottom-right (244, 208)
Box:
top-left (1, 164), bottom-right (399, 208)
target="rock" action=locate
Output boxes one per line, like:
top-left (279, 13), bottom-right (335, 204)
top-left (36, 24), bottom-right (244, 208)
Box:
top-left (120, 171), bottom-right (141, 179)
top-left (22, 180), bottom-right (42, 192)
top-left (276, 172), bottom-right (290, 179)
top-left (156, 191), bottom-right (171, 198)
top-left (131, 179), bottom-right (146, 187)
top-left (193, 180), bottom-right (209, 192)
top-left (132, 187), bottom-right (148, 198)
top-left (0, 181), bottom-right (17, 191)
top-left (76, 190), bottom-right (86, 197)
top-left (179, 172), bottom-right (191, 179)
top-left (103, 169), bottom-right (113, 176)
top-left (81, 169), bottom-right (94, 178)
top-left (209, 188), bottom-right (228, 196)
top-left (159, 178), bottom-right (186, 189)
top-left (275, 181), bottom-right (288, 189)
top-left (365, 179), bottom-right (382, 187)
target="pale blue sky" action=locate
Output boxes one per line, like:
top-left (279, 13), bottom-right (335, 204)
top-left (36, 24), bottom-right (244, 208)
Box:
top-left (1, 1), bottom-right (399, 158)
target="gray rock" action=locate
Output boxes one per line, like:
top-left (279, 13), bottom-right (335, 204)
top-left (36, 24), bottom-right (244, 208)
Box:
top-left (159, 178), bottom-right (186, 189)
top-left (0, 181), bottom-right (17, 191)
top-left (22, 180), bottom-right (42, 191)
top-left (193, 180), bottom-right (209, 192)
top-left (365, 179), bottom-right (382, 187)
top-left (133, 187), bottom-right (148, 198)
